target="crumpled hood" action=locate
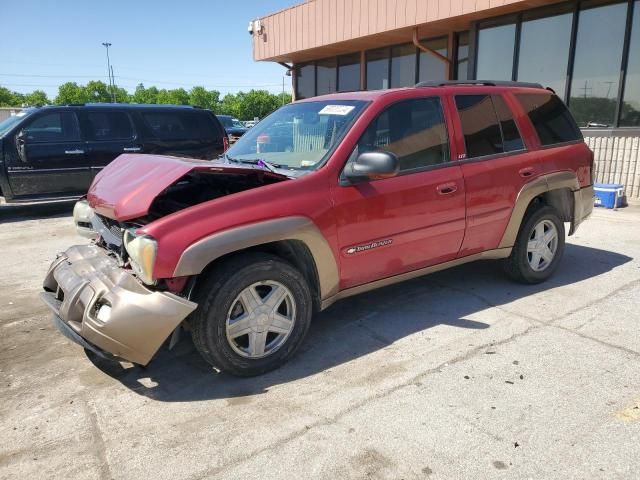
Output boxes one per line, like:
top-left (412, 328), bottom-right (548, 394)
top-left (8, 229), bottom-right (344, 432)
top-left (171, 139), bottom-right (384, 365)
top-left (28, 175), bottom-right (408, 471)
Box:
top-left (87, 154), bottom-right (288, 221)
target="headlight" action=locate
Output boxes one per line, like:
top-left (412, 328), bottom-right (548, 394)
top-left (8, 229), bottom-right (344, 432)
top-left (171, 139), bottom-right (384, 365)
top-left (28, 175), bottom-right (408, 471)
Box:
top-left (123, 230), bottom-right (157, 285)
top-left (73, 199), bottom-right (96, 239)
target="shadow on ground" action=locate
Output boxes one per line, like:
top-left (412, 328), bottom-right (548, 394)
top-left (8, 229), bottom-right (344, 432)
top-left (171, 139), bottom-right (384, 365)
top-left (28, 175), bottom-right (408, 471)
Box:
top-left (87, 243), bottom-right (632, 401)
top-left (0, 199), bottom-right (76, 224)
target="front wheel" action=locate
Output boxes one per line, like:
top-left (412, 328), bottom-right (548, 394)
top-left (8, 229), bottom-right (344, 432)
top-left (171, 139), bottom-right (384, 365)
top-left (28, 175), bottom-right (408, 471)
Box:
top-left (503, 205), bottom-right (565, 284)
top-left (190, 253), bottom-right (313, 376)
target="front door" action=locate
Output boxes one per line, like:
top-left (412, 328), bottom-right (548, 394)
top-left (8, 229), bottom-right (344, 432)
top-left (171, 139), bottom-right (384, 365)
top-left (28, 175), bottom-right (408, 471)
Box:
top-left (331, 97), bottom-right (466, 290)
top-left (7, 110), bottom-right (89, 197)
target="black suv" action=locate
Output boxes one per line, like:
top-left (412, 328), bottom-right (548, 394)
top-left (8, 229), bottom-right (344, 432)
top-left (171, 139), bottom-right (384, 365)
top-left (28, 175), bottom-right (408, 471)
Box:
top-left (0, 104), bottom-right (227, 202)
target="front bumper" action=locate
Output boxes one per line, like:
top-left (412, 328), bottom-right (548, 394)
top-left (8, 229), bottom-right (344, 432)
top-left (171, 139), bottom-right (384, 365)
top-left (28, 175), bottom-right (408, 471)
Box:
top-left (41, 245), bottom-right (197, 365)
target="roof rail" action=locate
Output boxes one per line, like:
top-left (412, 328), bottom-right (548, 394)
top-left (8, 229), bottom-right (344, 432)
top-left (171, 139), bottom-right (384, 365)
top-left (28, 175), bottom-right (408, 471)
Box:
top-left (415, 80), bottom-right (544, 89)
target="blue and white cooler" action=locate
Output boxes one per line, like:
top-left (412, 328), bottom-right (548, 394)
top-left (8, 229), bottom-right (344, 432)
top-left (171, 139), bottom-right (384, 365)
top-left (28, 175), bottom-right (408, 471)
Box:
top-left (593, 183), bottom-right (625, 209)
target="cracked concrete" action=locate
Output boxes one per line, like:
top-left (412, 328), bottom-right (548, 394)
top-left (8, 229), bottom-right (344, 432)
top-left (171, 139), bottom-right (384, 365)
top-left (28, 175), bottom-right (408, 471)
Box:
top-left (1, 202), bottom-right (639, 479)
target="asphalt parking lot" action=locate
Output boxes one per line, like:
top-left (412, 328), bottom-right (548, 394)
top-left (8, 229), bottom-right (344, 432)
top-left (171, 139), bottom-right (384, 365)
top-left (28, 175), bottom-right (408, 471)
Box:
top-left (1, 201), bottom-right (639, 480)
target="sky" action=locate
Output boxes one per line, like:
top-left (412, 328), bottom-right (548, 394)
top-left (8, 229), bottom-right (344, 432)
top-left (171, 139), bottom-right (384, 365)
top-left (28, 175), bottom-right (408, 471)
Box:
top-left (1, 0), bottom-right (297, 99)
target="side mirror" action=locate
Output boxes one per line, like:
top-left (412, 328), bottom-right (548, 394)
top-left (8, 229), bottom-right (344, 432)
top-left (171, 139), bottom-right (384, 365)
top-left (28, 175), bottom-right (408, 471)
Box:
top-left (344, 151), bottom-right (399, 182)
top-left (15, 130), bottom-right (27, 163)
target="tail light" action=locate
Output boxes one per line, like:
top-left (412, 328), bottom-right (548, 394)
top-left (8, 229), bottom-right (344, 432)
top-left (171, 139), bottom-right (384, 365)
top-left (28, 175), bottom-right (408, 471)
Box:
top-left (223, 135), bottom-right (230, 152)
top-left (590, 150), bottom-right (594, 185)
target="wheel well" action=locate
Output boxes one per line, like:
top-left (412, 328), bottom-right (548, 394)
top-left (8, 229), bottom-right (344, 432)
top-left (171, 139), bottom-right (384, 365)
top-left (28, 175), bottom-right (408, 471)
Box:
top-left (196, 240), bottom-right (322, 313)
top-left (528, 188), bottom-right (573, 223)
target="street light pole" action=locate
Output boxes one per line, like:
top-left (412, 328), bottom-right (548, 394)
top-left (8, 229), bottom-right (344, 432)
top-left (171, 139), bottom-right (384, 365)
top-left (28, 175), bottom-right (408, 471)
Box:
top-left (102, 42), bottom-right (115, 103)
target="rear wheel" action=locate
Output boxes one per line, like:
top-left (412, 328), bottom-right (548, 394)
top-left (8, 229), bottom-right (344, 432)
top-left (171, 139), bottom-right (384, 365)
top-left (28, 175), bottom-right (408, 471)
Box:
top-left (190, 253), bottom-right (312, 376)
top-left (503, 205), bottom-right (565, 284)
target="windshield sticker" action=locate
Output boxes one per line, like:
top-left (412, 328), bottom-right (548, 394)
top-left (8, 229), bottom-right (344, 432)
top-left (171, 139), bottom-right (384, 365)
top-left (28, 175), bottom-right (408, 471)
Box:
top-left (319, 105), bottom-right (355, 116)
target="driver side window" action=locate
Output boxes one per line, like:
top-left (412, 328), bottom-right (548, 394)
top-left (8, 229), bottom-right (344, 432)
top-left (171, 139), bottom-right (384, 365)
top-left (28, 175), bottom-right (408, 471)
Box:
top-left (356, 97), bottom-right (450, 172)
top-left (24, 112), bottom-right (81, 143)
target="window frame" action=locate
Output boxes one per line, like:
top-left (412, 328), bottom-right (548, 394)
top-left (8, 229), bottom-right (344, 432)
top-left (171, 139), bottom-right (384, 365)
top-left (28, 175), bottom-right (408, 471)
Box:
top-left (341, 96), bottom-right (452, 183)
top-left (83, 110), bottom-right (136, 142)
top-left (22, 110), bottom-right (82, 144)
top-left (453, 93), bottom-right (528, 163)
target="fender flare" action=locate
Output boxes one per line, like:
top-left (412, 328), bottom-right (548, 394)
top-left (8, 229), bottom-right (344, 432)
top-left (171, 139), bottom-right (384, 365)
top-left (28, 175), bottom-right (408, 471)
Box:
top-left (498, 171), bottom-right (581, 248)
top-left (173, 216), bottom-right (340, 300)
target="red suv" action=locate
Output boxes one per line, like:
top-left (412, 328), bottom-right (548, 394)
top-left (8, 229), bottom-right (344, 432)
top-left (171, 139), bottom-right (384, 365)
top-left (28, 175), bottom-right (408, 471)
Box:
top-left (41, 81), bottom-right (594, 376)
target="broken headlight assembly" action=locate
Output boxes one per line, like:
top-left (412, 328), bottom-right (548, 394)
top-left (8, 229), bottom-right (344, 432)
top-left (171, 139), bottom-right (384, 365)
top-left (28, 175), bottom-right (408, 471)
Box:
top-left (123, 230), bottom-right (157, 285)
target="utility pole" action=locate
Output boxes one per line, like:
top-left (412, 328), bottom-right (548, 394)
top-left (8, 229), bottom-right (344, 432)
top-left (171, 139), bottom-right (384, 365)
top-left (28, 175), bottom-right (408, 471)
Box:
top-left (282, 76), bottom-right (285, 105)
top-left (102, 42), bottom-right (115, 103)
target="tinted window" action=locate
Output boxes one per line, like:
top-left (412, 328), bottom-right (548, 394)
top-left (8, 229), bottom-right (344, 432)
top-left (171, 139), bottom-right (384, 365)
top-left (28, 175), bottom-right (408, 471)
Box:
top-left (357, 97), bottom-right (449, 171)
top-left (24, 112), bottom-right (80, 143)
top-left (455, 32), bottom-right (469, 80)
top-left (316, 57), bottom-right (337, 95)
top-left (492, 95), bottom-right (524, 152)
top-left (296, 63), bottom-right (315, 99)
top-left (569, 1), bottom-right (627, 127)
top-left (366, 48), bottom-right (389, 90)
top-left (418, 37), bottom-right (448, 83)
top-left (621, 0), bottom-right (640, 127)
top-left (455, 95), bottom-right (503, 158)
top-left (517, 93), bottom-right (582, 146)
top-left (391, 44), bottom-right (416, 88)
top-left (476, 23), bottom-right (516, 81)
top-left (86, 111), bottom-right (133, 140)
top-left (517, 10), bottom-right (572, 97)
top-left (143, 111), bottom-right (218, 141)
top-left (338, 53), bottom-right (361, 92)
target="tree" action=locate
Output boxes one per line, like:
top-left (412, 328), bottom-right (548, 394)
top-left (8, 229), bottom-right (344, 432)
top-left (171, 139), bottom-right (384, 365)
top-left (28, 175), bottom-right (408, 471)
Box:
top-left (23, 90), bottom-right (49, 106)
top-left (83, 81), bottom-right (112, 103)
top-left (156, 88), bottom-right (190, 105)
top-left (189, 86), bottom-right (220, 111)
top-left (130, 84), bottom-right (159, 104)
top-left (55, 82), bottom-right (87, 104)
top-left (236, 89), bottom-right (284, 120)
top-left (0, 86), bottom-right (24, 107)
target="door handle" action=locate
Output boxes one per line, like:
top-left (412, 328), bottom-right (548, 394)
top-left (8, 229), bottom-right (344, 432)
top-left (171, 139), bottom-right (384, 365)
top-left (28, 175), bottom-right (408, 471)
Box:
top-left (64, 149), bottom-right (85, 155)
top-left (519, 167), bottom-right (535, 178)
top-left (123, 147), bottom-right (142, 152)
top-left (437, 183), bottom-right (458, 195)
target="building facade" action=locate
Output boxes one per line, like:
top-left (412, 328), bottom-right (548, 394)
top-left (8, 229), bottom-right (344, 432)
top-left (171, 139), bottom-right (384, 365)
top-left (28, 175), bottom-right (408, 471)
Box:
top-left (252, 0), bottom-right (640, 201)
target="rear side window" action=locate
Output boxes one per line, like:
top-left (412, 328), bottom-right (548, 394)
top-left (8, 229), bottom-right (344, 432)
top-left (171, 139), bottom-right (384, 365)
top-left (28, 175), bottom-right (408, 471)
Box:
top-left (142, 111), bottom-right (220, 141)
top-left (516, 93), bottom-right (582, 146)
top-left (86, 111), bottom-right (134, 140)
top-left (455, 94), bottom-right (524, 159)
top-left (357, 97), bottom-right (449, 172)
top-left (24, 112), bottom-right (80, 143)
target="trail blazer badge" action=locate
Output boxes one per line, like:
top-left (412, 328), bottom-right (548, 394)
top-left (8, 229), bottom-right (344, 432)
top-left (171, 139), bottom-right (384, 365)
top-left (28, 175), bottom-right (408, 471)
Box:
top-left (345, 239), bottom-right (393, 255)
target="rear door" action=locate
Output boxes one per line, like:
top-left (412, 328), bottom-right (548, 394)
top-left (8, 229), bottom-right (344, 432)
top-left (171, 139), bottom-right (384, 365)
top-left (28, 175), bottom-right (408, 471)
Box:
top-left (453, 93), bottom-right (539, 256)
top-left (7, 109), bottom-right (90, 196)
top-left (80, 109), bottom-right (140, 180)
top-left (331, 96), bottom-right (466, 289)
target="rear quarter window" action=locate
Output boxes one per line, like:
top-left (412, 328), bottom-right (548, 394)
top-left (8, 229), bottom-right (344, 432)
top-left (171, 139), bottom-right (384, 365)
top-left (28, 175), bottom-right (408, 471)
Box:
top-left (516, 93), bottom-right (582, 146)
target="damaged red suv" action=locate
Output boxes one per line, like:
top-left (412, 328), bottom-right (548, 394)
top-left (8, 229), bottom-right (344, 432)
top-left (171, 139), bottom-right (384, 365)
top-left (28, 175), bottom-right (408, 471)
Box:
top-left (41, 81), bottom-right (594, 376)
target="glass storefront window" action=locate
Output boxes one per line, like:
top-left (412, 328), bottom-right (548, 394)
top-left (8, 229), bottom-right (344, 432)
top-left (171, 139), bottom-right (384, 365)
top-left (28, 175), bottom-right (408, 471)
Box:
top-left (569, 1), bottom-right (627, 127)
top-left (296, 63), bottom-right (315, 100)
top-left (476, 23), bottom-right (516, 80)
top-left (621, 0), bottom-right (640, 126)
top-left (338, 53), bottom-right (361, 92)
top-left (418, 37), bottom-right (448, 83)
top-left (316, 57), bottom-right (337, 95)
top-left (517, 10), bottom-right (572, 98)
top-left (366, 48), bottom-right (390, 90)
top-left (455, 32), bottom-right (469, 80)
top-left (391, 44), bottom-right (417, 88)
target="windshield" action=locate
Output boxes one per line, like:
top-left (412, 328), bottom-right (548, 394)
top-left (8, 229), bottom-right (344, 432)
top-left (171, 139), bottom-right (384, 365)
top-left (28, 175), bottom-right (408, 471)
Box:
top-left (231, 118), bottom-right (244, 128)
top-left (219, 116), bottom-right (244, 129)
top-left (226, 100), bottom-right (366, 171)
top-left (0, 111), bottom-right (31, 137)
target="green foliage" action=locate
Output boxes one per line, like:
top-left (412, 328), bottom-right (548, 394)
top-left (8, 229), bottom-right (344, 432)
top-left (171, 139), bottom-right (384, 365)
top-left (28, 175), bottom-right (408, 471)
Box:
top-left (2, 81), bottom-right (291, 120)
top-left (569, 96), bottom-right (617, 127)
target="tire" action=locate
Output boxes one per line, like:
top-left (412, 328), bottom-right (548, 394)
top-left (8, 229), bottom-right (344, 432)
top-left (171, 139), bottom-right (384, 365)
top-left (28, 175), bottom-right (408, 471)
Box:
top-left (190, 252), bottom-right (313, 377)
top-left (503, 205), bottom-right (565, 284)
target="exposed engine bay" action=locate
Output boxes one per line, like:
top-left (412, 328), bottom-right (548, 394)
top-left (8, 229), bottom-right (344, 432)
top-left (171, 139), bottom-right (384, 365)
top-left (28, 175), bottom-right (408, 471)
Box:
top-left (147, 170), bottom-right (286, 219)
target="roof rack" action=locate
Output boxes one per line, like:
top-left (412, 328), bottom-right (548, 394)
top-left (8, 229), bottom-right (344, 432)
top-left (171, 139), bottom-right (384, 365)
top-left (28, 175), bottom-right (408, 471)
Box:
top-left (415, 80), bottom-right (544, 89)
